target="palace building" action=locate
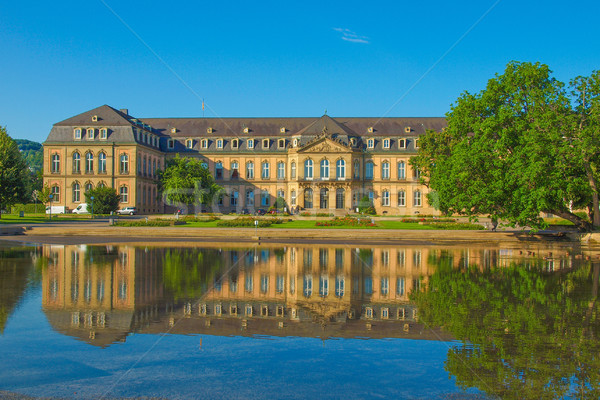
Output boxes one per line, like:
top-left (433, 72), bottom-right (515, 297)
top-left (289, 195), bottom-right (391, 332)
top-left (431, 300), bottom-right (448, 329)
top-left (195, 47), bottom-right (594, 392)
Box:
top-left (43, 105), bottom-right (446, 215)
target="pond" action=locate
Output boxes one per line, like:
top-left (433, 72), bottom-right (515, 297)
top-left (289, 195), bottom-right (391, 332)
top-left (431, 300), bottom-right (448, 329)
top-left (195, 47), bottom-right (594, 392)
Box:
top-left (0, 240), bottom-right (599, 399)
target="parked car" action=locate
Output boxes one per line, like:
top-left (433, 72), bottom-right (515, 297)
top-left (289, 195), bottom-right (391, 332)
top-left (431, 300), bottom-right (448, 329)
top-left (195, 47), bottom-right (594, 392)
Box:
top-left (72, 203), bottom-right (89, 214)
top-left (254, 209), bottom-right (266, 216)
top-left (117, 207), bottom-right (137, 215)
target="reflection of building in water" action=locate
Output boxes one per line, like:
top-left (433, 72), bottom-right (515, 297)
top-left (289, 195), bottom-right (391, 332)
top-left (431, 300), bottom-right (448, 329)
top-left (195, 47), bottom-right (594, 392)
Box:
top-left (42, 245), bottom-right (165, 347)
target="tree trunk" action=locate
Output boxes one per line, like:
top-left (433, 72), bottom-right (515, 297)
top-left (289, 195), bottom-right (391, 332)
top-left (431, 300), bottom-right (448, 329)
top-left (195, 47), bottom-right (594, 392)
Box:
top-left (553, 209), bottom-right (593, 232)
top-left (584, 162), bottom-right (600, 229)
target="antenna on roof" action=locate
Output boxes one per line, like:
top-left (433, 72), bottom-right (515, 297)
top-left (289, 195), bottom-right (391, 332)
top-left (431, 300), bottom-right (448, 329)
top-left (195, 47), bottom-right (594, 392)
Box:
top-left (324, 108), bottom-right (327, 115)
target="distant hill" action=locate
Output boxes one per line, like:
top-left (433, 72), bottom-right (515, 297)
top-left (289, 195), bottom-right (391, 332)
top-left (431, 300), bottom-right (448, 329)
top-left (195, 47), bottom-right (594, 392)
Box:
top-left (15, 139), bottom-right (43, 172)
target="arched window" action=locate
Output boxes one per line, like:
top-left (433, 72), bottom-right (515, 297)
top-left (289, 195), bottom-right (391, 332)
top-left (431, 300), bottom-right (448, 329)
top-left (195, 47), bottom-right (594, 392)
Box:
top-left (336, 159), bottom-right (345, 179)
top-left (98, 152), bottom-right (106, 173)
top-left (51, 154), bottom-right (61, 173)
top-left (231, 161), bottom-right (239, 179)
top-left (413, 190), bottom-right (422, 206)
top-left (291, 162), bottom-right (296, 179)
top-left (291, 190), bottom-right (297, 206)
top-left (232, 138), bottom-right (239, 149)
top-left (320, 188), bottom-right (329, 209)
top-left (277, 162), bottom-right (285, 180)
top-left (303, 275), bottom-right (313, 297)
top-left (304, 159), bottom-right (313, 179)
top-left (365, 161), bottom-right (374, 180)
top-left (398, 161), bottom-right (406, 180)
top-left (215, 162), bottom-right (223, 179)
top-left (398, 190), bottom-right (406, 206)
top-left (413, 167), bottom-right (421, 179)
top-left (319, 275), bottom-right (329, 297)
top-left (72, 182), bottom-right (80, 202)
top-left (72, 152), bottom-right (81, 173)
top-left (86, 128), bottom-right (94, 140)
top-left (367, 138), bottom-right (374, 149)
top-left (120, 186), bottom-right (128, 203)
top-left (51, 185), bottom-right (60, 202)
top-left (335, 275), bottom-right (345, 298)
top-left (320, 159), bottom-right (330, 179)
top-left (246, 161), bottom-right (254, 179)
top-left (186, 139), bottom-right (193, 149)
top-left (382, 190), bottom-right (390, 206)
top-left (336, 188), bottom-right (345, 209)
top-left (246, 190), bottom-right (254, 206)
top-left (85, 182), bottom-right (93, 193)
top-left (97, 181), bottom-right (106, 188)
top-left (261, 190), bottom-right (270, 206)
top-left (381, 161), bottom-right (390, 179)
top-left (120, 154), bottom-right (129, 174)
top-left (261, 161), bottom-right (270, 179)
top-left (85, 152), bottom-right (94, 173)
top-left (304, 188), bottom-right (313, 208)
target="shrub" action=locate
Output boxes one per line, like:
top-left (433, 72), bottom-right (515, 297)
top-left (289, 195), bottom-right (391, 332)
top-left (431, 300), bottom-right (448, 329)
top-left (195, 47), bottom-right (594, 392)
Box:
top-left (423, 222), bottom-right (484, 230)
top-left (216, 217), bottom-right (273, 228)
top-left (115, 220), bottom-right (175, 227)
top-left (10, 203), bottom-right (42, 214)
top-left (316, 216), bottom-right (376, 227)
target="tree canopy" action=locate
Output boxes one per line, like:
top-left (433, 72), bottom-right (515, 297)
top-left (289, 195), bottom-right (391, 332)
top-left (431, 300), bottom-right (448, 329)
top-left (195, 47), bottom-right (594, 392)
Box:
top-left (411, 61), bottom-right (600, 231)
top-left (0, 127), bottom-right (29, 218)
top-left (158, 155), bottom-right (222, 212)
top-left (84, 186), bottom-right (120, 215)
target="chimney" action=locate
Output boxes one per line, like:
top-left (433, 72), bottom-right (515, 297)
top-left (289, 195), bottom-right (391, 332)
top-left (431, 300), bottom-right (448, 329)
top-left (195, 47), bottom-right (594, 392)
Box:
top-left (120, 108), bottom-right (129, 115)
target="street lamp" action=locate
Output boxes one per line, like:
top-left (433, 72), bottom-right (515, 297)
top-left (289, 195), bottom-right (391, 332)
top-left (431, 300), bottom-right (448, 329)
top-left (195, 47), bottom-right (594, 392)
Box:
top-left (48, 194), bottom-right (53, 221)
top-left (91, 196), bottom-right (95, 219)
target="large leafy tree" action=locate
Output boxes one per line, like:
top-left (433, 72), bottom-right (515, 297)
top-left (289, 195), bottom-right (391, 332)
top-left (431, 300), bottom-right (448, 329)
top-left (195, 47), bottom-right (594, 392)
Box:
top-left (158, 155), bottom-right (222, 212)
top-left (0, 126), bottom-right (29, 219)
top-left (84, 186), bottom-right (120, 215)
top-left (411, 61), bottom-right (597, 231)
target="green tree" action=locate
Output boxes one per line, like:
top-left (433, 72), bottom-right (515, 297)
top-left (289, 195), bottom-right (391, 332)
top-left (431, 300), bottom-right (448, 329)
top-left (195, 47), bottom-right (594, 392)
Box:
top-left (84, 186), bottom-right (120, 215)
top-left (411, 61), bottom-right (595, 231)
top-left (0, 127), bottom-right (29, 219)
top-left (269, 196), bottom-right (287, 212)
top-left (158, 155), bottom-right (222, 212)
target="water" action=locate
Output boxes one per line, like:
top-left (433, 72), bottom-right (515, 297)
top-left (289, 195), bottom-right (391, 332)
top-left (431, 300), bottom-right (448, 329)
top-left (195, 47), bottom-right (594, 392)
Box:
top-left (0, 241), bottom-right (598, 399)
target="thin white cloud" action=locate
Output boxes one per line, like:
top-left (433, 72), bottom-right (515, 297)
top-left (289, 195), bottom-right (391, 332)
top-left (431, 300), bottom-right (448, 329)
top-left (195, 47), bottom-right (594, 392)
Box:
top-left (333, 27), bottom-right (370, 44)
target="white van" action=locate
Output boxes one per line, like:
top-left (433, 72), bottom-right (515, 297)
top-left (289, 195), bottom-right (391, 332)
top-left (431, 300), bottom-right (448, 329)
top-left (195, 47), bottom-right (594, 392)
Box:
top-left (72, 203), bottom-right (89, 214)
top-left (45, 206), bottom-right (67, 214)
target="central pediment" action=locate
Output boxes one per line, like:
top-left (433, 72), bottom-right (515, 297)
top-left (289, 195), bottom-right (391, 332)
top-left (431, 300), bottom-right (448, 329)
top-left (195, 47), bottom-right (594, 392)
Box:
top-left (297, 136), bottom-right (351, 153)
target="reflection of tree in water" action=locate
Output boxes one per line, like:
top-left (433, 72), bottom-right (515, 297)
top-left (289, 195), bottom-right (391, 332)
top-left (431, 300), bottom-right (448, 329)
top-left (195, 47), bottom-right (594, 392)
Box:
top-left (412, 252), bottom-right (600, 400)
top-left (0, 246), bottom-right (37, 333)
top-left (162, 248), bottom-right (225, 300)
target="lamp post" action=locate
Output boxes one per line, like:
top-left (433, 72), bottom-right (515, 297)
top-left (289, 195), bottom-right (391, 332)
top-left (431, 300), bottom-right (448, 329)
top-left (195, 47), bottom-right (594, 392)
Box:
top-left (91, 196), bottom-right (95, 219)
top-left (48, 194), bottom-right (53, 221)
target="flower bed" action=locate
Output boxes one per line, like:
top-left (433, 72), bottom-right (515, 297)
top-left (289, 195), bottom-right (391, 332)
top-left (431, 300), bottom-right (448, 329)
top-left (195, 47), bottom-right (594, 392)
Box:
top-left (216, 217), bottom-right (284, 228)
top-left (316, 216), bottom-right (377, 227)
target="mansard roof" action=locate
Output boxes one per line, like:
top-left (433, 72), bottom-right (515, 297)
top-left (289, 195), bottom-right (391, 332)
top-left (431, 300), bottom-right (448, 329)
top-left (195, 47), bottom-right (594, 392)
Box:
top-left (54, 105), bottom-right (133, 127)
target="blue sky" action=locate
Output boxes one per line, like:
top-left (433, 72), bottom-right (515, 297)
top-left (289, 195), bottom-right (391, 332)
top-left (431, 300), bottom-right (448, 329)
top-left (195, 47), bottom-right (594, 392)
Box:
top-left (1, 0), bottom-right (599, 143)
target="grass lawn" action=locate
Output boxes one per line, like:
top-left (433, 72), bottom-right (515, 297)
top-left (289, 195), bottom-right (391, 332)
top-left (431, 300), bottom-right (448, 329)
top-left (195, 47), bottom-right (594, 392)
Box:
top-left (0, 213), bottom-right (93, 224)
top-left (177, 219), bottom-right (437, 230)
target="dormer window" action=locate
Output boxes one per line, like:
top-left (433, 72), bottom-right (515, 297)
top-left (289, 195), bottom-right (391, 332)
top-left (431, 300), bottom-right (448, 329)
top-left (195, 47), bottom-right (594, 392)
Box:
top-left (367, 138), bottom-right (374, 149)
top-left (278, 139), bottom-right (285, 149)
top-left (86, 128), bottom-right (94, 140)
top-left (74, 128), bottom-right (82, 140)
top-left (383, 138), bottom-right (390, 149)
top-left (207, 127), bottom-right (213, 134)
top-left (216, 139), bottom-right (223, 149)
top-left (171, 127), bottom-right (176, 134)
top-left (243, 127), bottom-right (249, 134)
top-left (280, 127), bottom-right (286, 133)
top-left (248, 139), bottom-right (254, 149)
top-left (415, 138), bottom-right (420, 149)
top-left (167, 139), bottom-right (175, 149)
top-left (99, 128), bottom-right (107, 140)
top-left (201, 139), bottom-right (208, 149)
top-left (262, 139), bottom-right (269, 149)
top-left (92, 115), bottom-right (98, 122)
top-left (399, 139), bottom-right (407, 149)
top-left (367, 126), bottom-right (374, 133)
top-left (232, 139), bottom-right (239, 149)
top-left (186, 139), bottom-right (194, 149)
top-left (404, 126), bottom-right (411, 133)
top-left (293, 138), bottom-right (298, 147)
top-left (350, 138), bottom-right (356, 146)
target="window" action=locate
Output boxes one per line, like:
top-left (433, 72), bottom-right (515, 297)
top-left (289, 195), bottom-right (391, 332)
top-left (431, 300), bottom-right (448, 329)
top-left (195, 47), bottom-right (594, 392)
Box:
top-left (216, 139), bottom-right (223, 149)
top-left (382, 161), bottom-right (390, 179)
top-left (51, 154), bottom-right (60, 173)
top-left (276, 275), bottom-right (285, 293)
top-left (381, 277), bottom-right (389, 296)
top-left (246, 190), bottom-right (254, 206)
top-left (367, 138), bottom-right (374, 149)
top-left (278, 139), bottom-right (285, 148)
top-left (336, 159), bottom-right (345, 179)
top-left (86, 128), bottom-right (94, 140)
top-left (120, 186), bottom-right (128, 203)
top-left (398, 190), bottom-right (406, 206)
top-left (262, 139), bottom-right (269, 149)
top-left (365, 161), bottom-right (374, 180)
top-left (277, 162), bottom-right (285, 179)
top-left (364, 277), bottom-right (373, 295)
top-left (72, 182), bottom-right (80, 202)
top-left (167, 139), bottom-right (174, 149)
top-left (320, 159), bottom-right (330, 180)
top-left (293, 138), bottom-right (298, 147)
top-left (51, 185), bottom-right (60, 202)
top-left (247, 139), bottom-right (254, 149)
top-left (382, 190), bottom-right (390, 206)
top-left (353, 160), bottom-right (360, 179)
top-left (85, 152), bottom-right (94, 173)
top-left (85, 182), bottom-right (93, 193)
top-left (397, 277), bottom-right (405, 296)
top-left (398, 161), bottom-right (406, 180)
top-left (120, 154), bottom-right (129, 173)
top-left (303, 275), bottom-right (313, 297)
top-left (304, 159), bottom-right (313, 179)
top-left (319, 188), bottom-right (328, 209)
top-left (152, 160), bottom-right (156, 177)
top-left (261, 161), bottom-right (270, 179)
top-left (291, 162), bottom-right (296, 179)
top-left (415, 139), bottom-right (420, 148)
top-left (98, 152), bottom-right (106, 173)
top-left (413, 167), bottom-right (421, 179)
top-left (304, 188), bottom-right (313, 208)
top-left (231, 161), bottom-right (239, 179)
top-left (260, 274), bottom-right (269, 293)
top-left (399, 139), bottom-right (406, 149)
top-left (261, 190), bottom-right (269, 206)
top-left (246, 161), bottom-right (254, 179)
top-left (319, 275), bottom-right (329, 297)
top-left (336, 188), bottom-right (344, 209)
top-left (232, 139), bottom-right (239, 149)
top-left (99, 128), bottom-right (107, 140)
top-left (277, 189), bottom-right (285, 200)
top-left (201, 139), bottom-right (208, 149)
top-left (335, 275), bottom-right (345, 297)
top-left (72, 152), bottom-right (81, 174)
top-left (186, 139), bottom-right (193, 149)
top-left (291, 190), bottom-right (297, 206)
top-left (414, 190), bottom-right (422, 206)
top-left (98, 181), bottom-right (106, 189)
top-left (231, 190), bottom-right (238, 206)
top-left (215, 162), bottom-right (223, 179)
top-left (201, 161), bottom-right (208, 170)
top-left (383, 138), bottom-right (390, 149)
top-left (74, 128), bottom-right (82, 140)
